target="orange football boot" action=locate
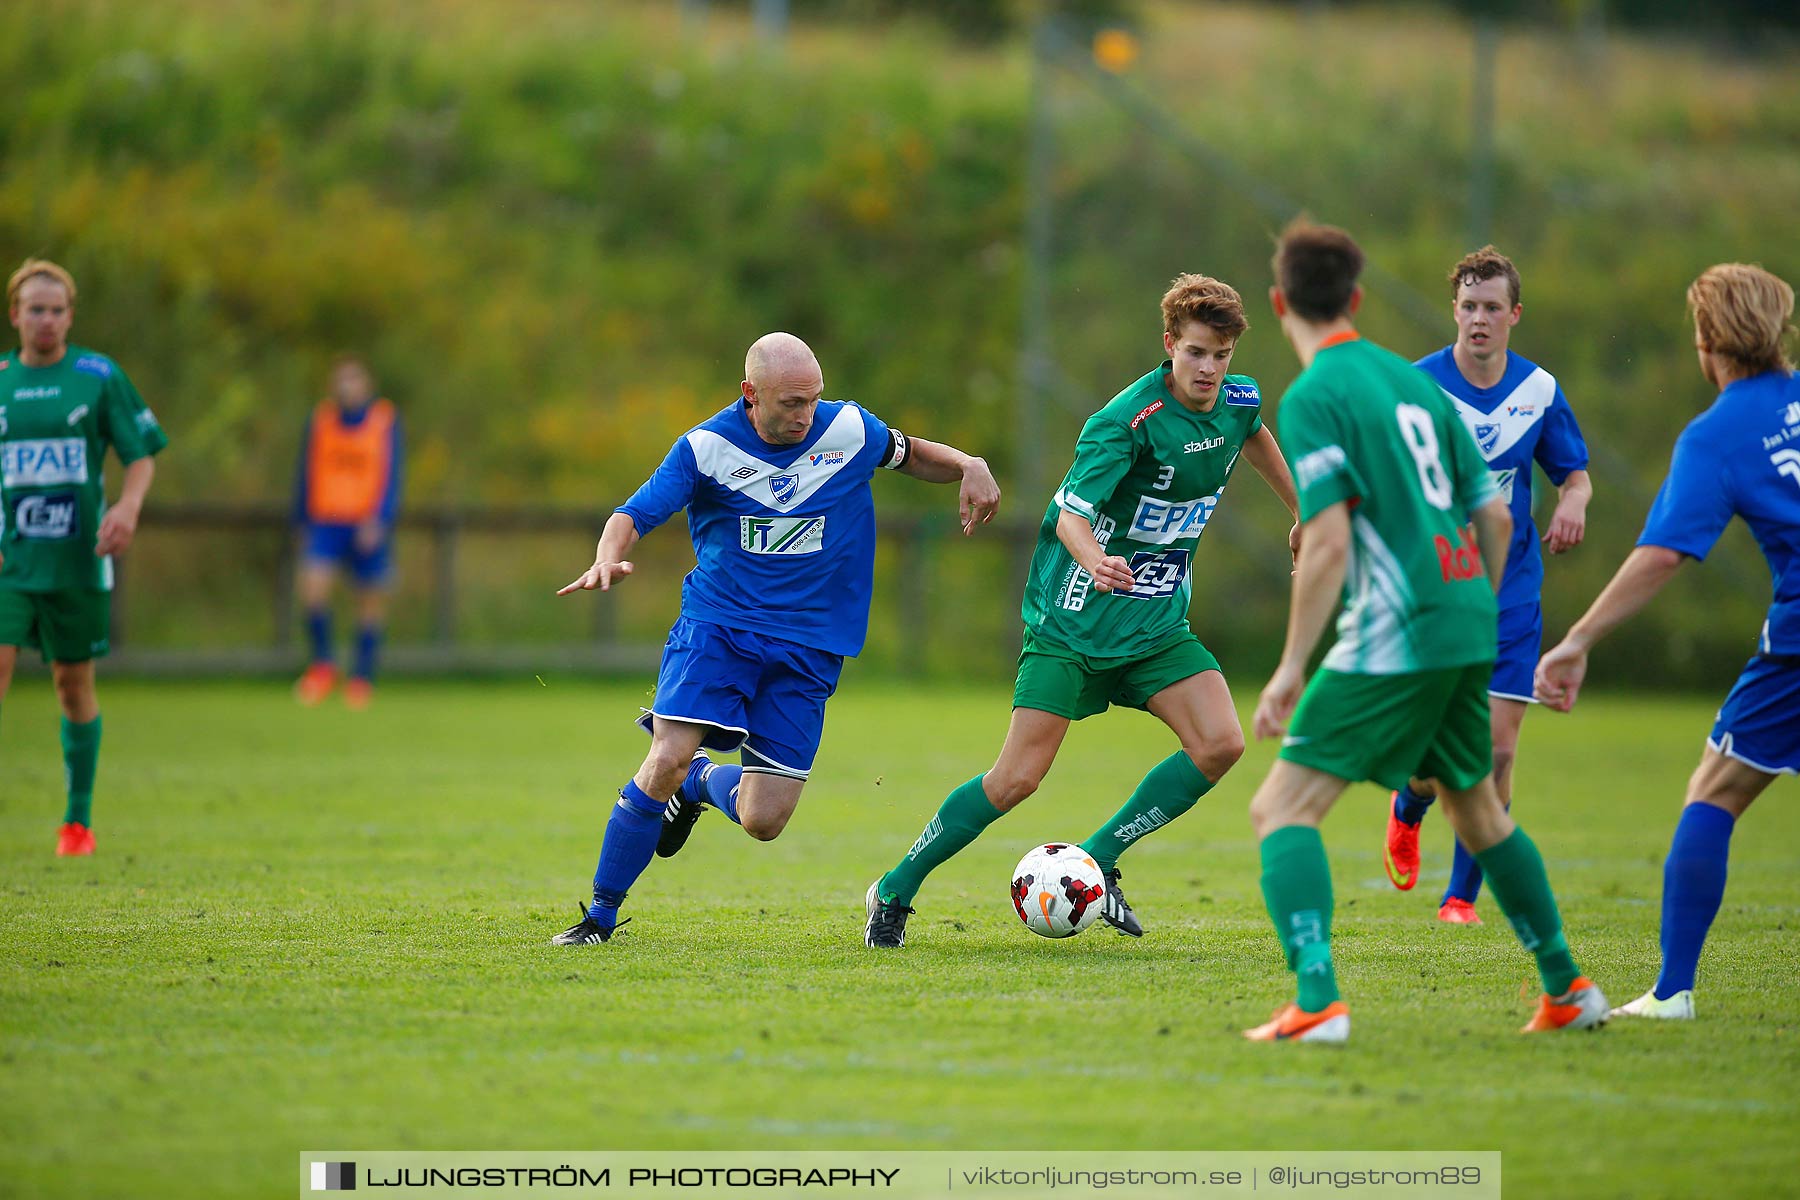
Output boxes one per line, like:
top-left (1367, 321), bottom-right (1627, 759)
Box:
top-left (55, 822), bottom-right (95, 856)
top-left (1522, 977), bottom-right (1609, 1033)
top-left (1384, 794), bottom-right (1421, 890)
top-left (1438, 897), bottom-right (1482, 924)
top-left (343, 678), bottom-right (374, 711)
top-left (1243, 1001), bottom-right (1351, 1043)
top-left (294, 663), bottom-right (338, 707)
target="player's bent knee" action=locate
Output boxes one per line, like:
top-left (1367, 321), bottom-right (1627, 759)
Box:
top-left (741, 811), bottom-right (789, 841)
top-left (1191, 733), bottom-right (1244, 781)
top-left (984, 771), bottom-right (1041, 811)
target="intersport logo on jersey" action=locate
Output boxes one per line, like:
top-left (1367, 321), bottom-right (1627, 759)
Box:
top-left (2, 438), bottom-right (88, 487)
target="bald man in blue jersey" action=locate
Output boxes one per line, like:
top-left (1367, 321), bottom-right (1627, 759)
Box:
top-left (550, 333), bottom-right (1000, 944)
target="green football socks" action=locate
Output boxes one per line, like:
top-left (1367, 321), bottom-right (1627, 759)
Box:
top-left (1079, 751), bottom-right (1212, 873)
top-left (1260, 825), bottom-right (1340, 1013)
top-left (880, 774), bottom-right (1005, 906)
top-left (61, 715), bottom-right (102, 828)
top-left (1475, 828), bottom-right (1582, 995)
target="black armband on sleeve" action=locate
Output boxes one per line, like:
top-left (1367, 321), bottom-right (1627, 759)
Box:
top-left (882, 430), bottom-right (912, 470)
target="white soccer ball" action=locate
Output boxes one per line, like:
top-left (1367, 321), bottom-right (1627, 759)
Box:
top-left (1009, 843), bottom-right (1107, 938)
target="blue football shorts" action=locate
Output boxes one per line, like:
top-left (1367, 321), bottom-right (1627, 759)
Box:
top-left (1708, 654), bottom-right (1800, 776)
top-left (301, 522), bottom-right (392, 586)
top-left (1488, 601), bottom-right (1543, 704)
top-left (635, 615), bottom-right (845, 780)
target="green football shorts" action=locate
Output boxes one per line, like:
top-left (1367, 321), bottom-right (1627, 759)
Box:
top-left (0, 587), bottom-right (111, 662)
top-left (1277, 663), bottom-right (1494, 793)
top-left (1013, 627), bottom-right (1221, 721)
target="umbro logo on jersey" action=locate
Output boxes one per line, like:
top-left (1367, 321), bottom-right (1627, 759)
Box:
top-left (729, 466), bottom-right (758, 480)
top-left (1184, 436), bottom-right (1224, 453)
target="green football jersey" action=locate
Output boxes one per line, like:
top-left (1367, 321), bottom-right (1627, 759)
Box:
top-left (0, 344), bottom-right (168, 592)
top-left (1020, 364), bottom-right (1264, 659)
top-left (1278, 335), bottom-right (1499, 675)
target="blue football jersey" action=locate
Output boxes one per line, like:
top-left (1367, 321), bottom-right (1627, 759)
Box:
top-left (1639, 370), bottom-right (1800, 656)
top-left (1416, 347), bottom-right (1589, 612)
top-left (617, 397), bottom-right (908, 657)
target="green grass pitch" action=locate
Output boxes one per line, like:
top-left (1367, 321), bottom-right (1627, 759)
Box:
top-left (2, 677), bottom-right (1796, 1198)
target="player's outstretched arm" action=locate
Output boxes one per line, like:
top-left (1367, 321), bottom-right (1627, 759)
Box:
top-left (897, 437), bottom-right (1000, 535)
top-left (95, 457), bottom-right (156, 557)
top-left (559, 511), bottom-right (641, 595)
top-left (1252, 501), bottom-right (1351, 741)
top-left (1544, 468), bottom-right (1592, 555)
top-left (1241, 425), bottom-right (1302, 559)
top-left (1535, 544), bottom-right (1686, 712)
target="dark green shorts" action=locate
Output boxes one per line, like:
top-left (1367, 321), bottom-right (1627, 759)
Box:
top-left (1013, 628), bottom-right (1221, 721)
top-left (1278, 663), bottom-right (1493, 792)
top-left (0, 587), bottom-right (111, 662)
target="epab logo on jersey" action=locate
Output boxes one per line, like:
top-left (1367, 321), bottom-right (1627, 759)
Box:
top-left (1, 437), bottom-right (88, 487)
top-left (11, 491), bottom-right (77, 540)
top-left (1127, 491), bottom-right (1221, 545)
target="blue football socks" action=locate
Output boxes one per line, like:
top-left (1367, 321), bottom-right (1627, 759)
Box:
top-left (353, 623), bottom-right (382, 681)
top-left (306, 609), bottom-right (333, 664)
top-left (1654, 802), bottom-right (1736, 999)
top-left (1444, 836), bottom-right (1486, 905)
top-left (1393, 783), bottom-right (1435, 826)
top-left (691, 760), bottom-right (743, 825)
top-left (588, 780), bottom-right (668, 928)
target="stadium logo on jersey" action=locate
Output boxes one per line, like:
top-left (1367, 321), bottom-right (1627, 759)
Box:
top-left (1184, 436), bottom-right (1224, 453)
top-left (769, 473), bottom-right (801, 506)
top-left (806, 450), bottom-right (846, 467)
top-left (73, 355), bottom-right (114, 378)
top-left (1474, 423), bottom-right (1502, 454)
top-left (1127, 493), bottom-right (1219, 545)
top-left (1129, 399), bottom-right (1164, 429)
top-left (66, 404), bottom-right (89, 426)
top-left (11, 491), bottom-right (76, 540)
top-left (1, 437), bottom-right (88, 487)
top-left (11, 385), bottom-right (61, 402)
top-left (739, 515), bottom-right (825, 555)
top-left (1223, 382), bottom-right (1259, 406)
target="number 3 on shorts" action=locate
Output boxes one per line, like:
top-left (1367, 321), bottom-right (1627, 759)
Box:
top-left (1396, 404), bottom-right (1454, 510)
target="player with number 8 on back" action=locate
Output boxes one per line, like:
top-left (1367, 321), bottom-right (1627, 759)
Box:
top-left (1243, 219), bottom-right (1605, 1042)
top-left (865, 274), bottom-right (1301, 948)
